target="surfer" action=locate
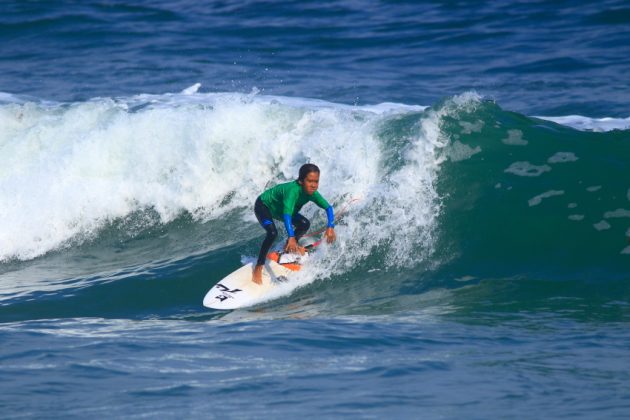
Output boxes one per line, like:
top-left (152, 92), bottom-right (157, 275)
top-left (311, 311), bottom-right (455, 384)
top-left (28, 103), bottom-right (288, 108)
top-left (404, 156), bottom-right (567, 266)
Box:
top-left (252, 163), bottom-right (336, 284)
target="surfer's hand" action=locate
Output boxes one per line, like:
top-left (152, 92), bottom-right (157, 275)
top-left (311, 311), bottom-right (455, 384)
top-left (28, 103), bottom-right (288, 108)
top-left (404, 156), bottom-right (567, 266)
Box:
top-left (285, 237), bottom-right (299, 254)
top-left (325, 227), bottom-right (336, 244)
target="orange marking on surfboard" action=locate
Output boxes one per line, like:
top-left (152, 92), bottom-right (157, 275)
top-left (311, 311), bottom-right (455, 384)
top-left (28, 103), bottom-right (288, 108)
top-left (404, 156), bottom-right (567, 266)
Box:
top-left (267, 251), bottom-right (302, 271)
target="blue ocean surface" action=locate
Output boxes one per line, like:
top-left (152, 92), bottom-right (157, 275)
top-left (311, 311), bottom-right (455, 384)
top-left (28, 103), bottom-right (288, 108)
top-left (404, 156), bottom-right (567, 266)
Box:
top-left (1, 1), bottom-right (629, 418)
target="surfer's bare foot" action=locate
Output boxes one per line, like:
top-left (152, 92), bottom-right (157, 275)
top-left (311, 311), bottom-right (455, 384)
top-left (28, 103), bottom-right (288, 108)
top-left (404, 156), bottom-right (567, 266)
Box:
top-left (252, 264), bottom-right (263, 285)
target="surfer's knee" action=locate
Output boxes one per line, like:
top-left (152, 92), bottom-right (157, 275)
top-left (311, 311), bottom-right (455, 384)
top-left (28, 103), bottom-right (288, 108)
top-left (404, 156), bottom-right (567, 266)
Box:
top-left (266, 224), bottom-right (278, 241)
top-left (293, 214), bottom-right (310, 234)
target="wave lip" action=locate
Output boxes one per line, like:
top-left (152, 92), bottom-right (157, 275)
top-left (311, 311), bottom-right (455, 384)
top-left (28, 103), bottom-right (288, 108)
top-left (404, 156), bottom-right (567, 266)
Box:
top-left (535, 115), bottom-right (630, 132)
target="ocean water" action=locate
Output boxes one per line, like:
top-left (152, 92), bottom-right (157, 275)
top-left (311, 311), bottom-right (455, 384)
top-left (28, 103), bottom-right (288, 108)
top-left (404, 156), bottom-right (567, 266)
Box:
top-left (1, 1), bottom-right (629, 418)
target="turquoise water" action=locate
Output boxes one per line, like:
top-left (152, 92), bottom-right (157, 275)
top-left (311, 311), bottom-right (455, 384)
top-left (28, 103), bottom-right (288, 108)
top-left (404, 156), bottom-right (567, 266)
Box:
top-left (1, 1), bottom-right (629, 418)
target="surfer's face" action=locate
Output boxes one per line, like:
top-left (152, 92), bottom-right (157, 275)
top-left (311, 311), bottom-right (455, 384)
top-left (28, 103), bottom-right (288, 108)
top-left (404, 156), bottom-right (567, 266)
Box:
top-left (300, 171), bottom-right (319, 195)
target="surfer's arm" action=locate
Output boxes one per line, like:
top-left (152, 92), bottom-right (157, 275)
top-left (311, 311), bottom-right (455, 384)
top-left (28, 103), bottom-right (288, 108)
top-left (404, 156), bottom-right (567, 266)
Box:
top-left (312, 191), bottom-right (335, 228)
top-left (312, 191), bottom-right (334, 226)
top-left (325, 206), bottom-right (335, 228)
top-left (283, 214), bottom-right (300, 253)
top-left (281, 189), bottom-right (301, 253)
top-left (282, 188), bottom-right (299, 237)
top-left (324, 205), bottom-right (336, 244)
top-left (283, 214), bottom-right (295, 237)
top-left (310, 191), bottom-right (336, 243)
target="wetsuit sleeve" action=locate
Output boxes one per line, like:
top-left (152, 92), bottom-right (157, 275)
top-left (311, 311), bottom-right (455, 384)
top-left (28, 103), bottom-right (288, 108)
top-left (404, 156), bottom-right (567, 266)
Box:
top-left (282, 186), bottom-right (299, 237)
top-left (326, 206), bottom-right (335, 228)
top-left (283, 214), bottom-right (295, 237)
top-left (311, 191), bottom-right (334, 228)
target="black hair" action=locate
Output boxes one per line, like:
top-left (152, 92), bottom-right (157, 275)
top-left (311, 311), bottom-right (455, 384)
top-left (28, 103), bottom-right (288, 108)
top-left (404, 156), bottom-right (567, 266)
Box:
top-left (297, 163), bottom-right (320, 182)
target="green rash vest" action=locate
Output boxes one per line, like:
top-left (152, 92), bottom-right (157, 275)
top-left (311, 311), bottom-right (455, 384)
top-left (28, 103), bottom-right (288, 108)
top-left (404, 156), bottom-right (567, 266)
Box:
top-left (259, 181), bottom-right (330, 221)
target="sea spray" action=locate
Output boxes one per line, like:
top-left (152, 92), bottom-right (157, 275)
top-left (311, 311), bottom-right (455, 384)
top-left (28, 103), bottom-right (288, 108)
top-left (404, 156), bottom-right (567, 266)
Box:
top-left (0, 91), bottom-right (423, 262)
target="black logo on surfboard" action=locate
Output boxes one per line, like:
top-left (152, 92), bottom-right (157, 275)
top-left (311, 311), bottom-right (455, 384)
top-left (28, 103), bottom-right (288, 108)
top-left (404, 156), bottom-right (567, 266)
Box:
top-left (216, 283), bottom-right (242, 294)
top-left (215, 283), bottom-right (242, 302)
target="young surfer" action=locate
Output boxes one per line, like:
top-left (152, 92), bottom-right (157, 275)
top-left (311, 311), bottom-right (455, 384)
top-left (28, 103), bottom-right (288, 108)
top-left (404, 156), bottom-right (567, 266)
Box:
top-left (252, 163), bottom-right (336, 284)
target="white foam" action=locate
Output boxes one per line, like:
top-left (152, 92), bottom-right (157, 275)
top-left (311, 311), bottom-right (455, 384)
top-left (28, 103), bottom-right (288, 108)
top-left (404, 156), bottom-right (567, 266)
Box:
top-left (528, 190), bottom-right (564, 207)
top-left (604, 209), bottom-right (630, 218)
top-left (536, 115), bottom-right (630, 132)
top-left (505, 161), bottom-right (551, 177)
top-left (0, 89), bottom-right (445, 267)
top-left (548, 152), bottom-right (578, 164)
top-left (459, 120), bottom-right (484, 134)
top-left (181, 83), bottom-right (201, 95)
top-left (303, 92), bottom-right (481, 279)
top-left (0, 92), bottom-right (22, 104)
top-left (593, 220), bottom-right (611, 231)
top-left (447, 141), bottom-right (481, 162)
top-left (114, 86), bottom-right (426, 116)
top-left (501, 129), bottom-right (528, 146)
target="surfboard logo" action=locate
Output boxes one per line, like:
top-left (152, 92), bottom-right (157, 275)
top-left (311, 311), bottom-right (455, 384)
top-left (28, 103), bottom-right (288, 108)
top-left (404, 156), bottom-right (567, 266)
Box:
top-left (273, 275), bottom-right (289, 284)
top-left (214, 283), bottom-right (243, 302)
top-left (216, 283), bottom-right (242, 294)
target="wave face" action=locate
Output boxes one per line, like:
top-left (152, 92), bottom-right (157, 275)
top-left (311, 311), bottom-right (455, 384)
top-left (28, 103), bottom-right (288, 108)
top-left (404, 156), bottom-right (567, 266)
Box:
top-left (1, 90), bottom-right (627, 296)
top-left (435, 100), bottom-right (630, 282)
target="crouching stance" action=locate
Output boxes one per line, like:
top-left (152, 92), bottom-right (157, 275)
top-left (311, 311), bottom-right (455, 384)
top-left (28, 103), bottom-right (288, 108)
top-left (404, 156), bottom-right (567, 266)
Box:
top-left (253, 163), bottom-right (336, 284)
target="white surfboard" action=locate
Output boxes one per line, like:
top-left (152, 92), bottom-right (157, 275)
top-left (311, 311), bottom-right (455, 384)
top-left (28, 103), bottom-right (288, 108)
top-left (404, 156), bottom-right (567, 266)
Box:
top-left (203, 251), bottom-right (310, 310)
